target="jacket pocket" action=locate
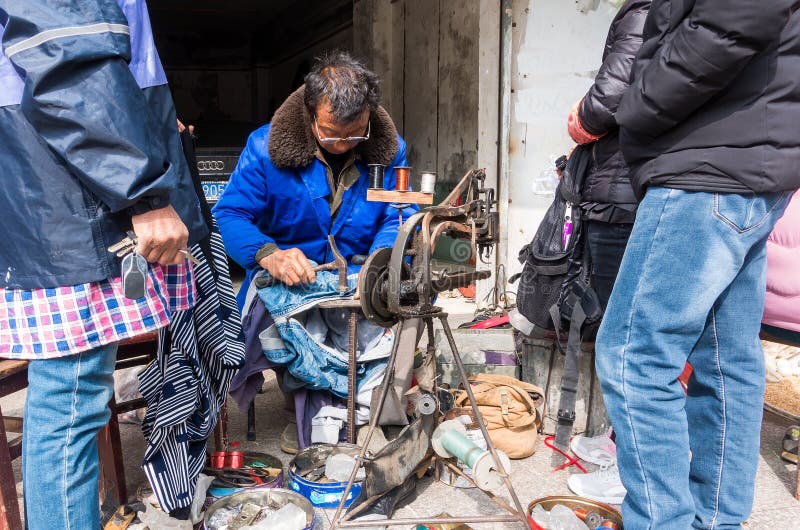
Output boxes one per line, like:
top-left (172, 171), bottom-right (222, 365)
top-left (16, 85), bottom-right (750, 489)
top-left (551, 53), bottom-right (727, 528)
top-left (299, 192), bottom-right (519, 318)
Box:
top-left (713, 191), bottom-right (791, 233)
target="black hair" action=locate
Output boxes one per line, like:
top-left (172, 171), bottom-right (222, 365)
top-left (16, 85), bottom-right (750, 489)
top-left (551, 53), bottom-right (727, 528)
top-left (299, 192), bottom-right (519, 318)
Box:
top-left (304, 50), bottom-right (381, 124)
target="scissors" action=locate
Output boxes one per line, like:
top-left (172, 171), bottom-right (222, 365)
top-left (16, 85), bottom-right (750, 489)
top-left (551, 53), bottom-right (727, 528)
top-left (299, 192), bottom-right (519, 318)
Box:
top-left (204, 467), bottom-right (271, 488)
top-left (204, 466), bottom-right (280, 488)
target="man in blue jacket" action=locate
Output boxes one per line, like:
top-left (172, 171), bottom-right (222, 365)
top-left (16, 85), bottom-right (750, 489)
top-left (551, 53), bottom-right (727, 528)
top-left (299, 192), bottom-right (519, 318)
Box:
top-left (214, 51), bottom-right (418, 451)
top-left (0, 1), bottom-right (206, 527)
top-left (214, 51), bottom-right (415, 306)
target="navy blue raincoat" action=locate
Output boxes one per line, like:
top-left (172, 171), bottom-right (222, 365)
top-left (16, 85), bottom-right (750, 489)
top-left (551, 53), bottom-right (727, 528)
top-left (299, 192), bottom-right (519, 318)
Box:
top-left (0, 0), bottom-right (207, 289)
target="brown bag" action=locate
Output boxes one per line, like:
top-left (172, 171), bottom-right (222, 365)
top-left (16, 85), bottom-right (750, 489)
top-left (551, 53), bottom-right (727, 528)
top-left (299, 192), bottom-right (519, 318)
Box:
top-left (453, 373), bottom-right (543, 459)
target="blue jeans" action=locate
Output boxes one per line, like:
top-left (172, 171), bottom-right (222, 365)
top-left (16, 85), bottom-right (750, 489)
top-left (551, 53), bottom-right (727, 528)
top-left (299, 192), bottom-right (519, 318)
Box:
top-left (23, 343), bottom-right (117, 530)
top-left (596, 187), bottom-right (791, 530)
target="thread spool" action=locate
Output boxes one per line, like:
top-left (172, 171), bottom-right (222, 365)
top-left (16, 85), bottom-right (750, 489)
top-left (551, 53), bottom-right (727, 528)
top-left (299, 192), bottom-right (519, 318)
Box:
top-left (420, 171), bottom-right (437, 194)
top-left (394, 166), bottom-right (411, 192)
top-left (368, 164), bottom-right (385, 189)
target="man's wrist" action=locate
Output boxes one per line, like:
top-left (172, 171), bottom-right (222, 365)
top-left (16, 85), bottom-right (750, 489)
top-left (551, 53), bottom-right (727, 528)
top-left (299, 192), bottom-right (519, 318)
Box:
top-left (126, 194), bottom-right (170, 217)
top-left (255, 243), bottom-right (280, 264)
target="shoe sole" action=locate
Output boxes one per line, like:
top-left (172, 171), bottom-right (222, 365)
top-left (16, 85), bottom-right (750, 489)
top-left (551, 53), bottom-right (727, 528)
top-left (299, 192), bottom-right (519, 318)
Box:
top-left (567, 477), bottom-right (625, 505)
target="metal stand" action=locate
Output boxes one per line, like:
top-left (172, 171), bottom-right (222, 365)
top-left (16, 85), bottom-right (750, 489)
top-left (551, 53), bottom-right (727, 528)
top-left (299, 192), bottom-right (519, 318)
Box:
top-left (318, 299), bottom-right (363, 445)
top-left (330, 313), bottom-right (531, 529)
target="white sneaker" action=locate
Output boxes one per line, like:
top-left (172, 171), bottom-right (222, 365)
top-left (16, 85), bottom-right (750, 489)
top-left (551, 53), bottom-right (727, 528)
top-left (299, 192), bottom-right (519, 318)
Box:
top-left (567, 464), bottom-right (627, 505)
top-left (570, 434), bottom-right (616, 466)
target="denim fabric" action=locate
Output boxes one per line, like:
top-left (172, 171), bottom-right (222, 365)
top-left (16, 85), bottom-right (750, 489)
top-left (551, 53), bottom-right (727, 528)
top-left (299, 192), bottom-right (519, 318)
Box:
top-left (586, 221), bottom-right (634, 310)
top-left (23, 343), bottom-right (117, 530)
top-left (596, 187), bottom-right (791, 529)
top-left (256, 271), bottom-right (391, 398)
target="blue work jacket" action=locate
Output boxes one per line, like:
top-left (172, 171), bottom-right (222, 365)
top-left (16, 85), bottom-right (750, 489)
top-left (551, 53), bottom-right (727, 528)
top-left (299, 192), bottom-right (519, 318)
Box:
top-left (213, 92), bottom-right (416, 308)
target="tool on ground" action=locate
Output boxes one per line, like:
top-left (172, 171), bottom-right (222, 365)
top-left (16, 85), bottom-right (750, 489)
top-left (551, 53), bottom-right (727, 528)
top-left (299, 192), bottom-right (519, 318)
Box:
top-left (431, 418), bottom-right (511, 491)
top-left (332, 169), bottom-right (529, 529)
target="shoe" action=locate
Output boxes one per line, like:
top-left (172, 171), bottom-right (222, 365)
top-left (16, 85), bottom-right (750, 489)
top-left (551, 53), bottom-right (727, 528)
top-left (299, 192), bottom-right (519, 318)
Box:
top-left (280, 422), bottom-right (299, 455)
top-left (781, 425), bottom-right (799, 464)
top-left (570, 434), bottom-right (616, 466)
top-left (567, 464), bottom-right (626, 505)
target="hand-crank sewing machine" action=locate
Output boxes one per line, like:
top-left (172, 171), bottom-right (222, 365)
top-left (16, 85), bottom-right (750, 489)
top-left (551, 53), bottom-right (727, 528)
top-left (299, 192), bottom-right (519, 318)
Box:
top-left (329, 169), bottom-right (532, 529)
top-left (358, 168), bottom-right (498, 327)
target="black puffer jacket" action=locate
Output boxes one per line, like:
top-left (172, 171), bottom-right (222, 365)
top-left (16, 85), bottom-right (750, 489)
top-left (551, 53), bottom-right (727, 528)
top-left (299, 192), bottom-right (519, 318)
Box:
top-left (579, 0), bottom-right (650, 219)
top-left (618, 0), bottom-right (800, 199)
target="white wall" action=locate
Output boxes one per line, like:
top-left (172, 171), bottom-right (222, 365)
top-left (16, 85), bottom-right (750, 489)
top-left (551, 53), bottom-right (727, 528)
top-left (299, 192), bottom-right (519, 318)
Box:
top-left (503, 0), bottom-right (618, 280)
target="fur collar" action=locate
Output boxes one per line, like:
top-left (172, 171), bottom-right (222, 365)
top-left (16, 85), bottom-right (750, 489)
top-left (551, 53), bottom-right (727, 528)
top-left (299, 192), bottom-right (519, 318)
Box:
top-left (268, 86), bottom-right (399, 169)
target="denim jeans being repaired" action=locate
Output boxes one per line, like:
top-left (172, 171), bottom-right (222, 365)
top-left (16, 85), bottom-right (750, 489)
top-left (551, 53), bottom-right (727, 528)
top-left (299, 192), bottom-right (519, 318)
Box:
top-left (596, 187), bottom-right (791, 530)
top-left (254, 270), bottom-right (391, 413)
top-left (23, 342), bottom-right (117, 530)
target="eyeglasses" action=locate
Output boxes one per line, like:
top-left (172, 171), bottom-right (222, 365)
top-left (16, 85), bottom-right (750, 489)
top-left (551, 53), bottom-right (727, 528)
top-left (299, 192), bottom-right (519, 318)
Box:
top-left (314, 116), bottom-right (371, 144)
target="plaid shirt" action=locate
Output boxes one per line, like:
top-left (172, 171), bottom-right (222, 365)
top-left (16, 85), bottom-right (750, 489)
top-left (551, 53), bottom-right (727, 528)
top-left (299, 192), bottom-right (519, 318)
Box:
top-left (0, 262), bottom-right (195, 359)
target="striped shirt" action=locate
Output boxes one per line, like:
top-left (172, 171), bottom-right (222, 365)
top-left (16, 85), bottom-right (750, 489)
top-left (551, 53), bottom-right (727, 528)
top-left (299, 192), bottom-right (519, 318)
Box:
top-left (0, 263), bottom-right (195, 359)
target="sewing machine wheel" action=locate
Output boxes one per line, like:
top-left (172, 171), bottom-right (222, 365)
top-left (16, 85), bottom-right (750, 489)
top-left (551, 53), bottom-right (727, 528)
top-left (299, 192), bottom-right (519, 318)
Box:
top-left (359, 248), bottom-right (397, 327)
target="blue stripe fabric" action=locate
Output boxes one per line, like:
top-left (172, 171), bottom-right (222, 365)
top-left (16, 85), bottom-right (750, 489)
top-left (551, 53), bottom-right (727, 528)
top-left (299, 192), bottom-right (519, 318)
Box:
top-left (140, 219), bottom-right (245, 513)
top-left (0, 24), bottom-right (24, 107)
top-left (117, 0), bottom-right (167, 89)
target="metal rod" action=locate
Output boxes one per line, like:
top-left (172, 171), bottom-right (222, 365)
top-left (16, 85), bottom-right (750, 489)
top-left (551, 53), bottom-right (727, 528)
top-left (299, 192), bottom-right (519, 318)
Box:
top-left (331, 318), bottom-right (407, 527)
top-left (497, 0), bottom-right (513, 309)
top-left (347, 309), bottom-right (358, 444)
top-left (438, 315), bottom-right (531, 529)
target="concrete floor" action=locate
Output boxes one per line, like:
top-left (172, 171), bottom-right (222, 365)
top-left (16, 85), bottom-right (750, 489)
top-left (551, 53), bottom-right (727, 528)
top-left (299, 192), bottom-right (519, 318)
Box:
top-left (2, 295), bottom-right (800, 528)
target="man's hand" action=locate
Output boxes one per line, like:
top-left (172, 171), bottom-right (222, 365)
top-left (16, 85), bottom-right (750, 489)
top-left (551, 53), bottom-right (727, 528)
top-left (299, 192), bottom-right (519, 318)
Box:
top-left (132, 205), bottom-right (189, 265)
top-left (259, 248), bottom-right (316, 286)
top-left (177, 119), bottom-right (195, 136)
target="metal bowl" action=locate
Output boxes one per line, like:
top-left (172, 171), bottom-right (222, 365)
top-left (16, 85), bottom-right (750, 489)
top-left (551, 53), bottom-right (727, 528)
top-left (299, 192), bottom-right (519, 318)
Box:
top-left (528, 495), bottom-right (623, 528)
top-left (204, 487), bottom-right (315, 530)
top-left (288, 444), bottom-right (364, 509)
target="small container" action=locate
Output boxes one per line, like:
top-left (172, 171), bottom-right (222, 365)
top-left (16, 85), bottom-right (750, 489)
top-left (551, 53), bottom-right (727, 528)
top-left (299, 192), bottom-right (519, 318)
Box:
top-left (394, 166), bottom-right (411, 192)
top-left (528, 496), bottom-right (623, 529)
top-left (204, 488), bottom-right (317, 530)
top-left (226, 451), bottom-right (245, 469)
top-left (419, 171), bottom-right (437, 194)
top-left (209, 452), bottom-right (226, 469)
top-left (368, 164), bottom-right (386, 190)
top-left (288, 444), bottom-right (363, 509)
top-left (206, 452), bottom-right (285, 502)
